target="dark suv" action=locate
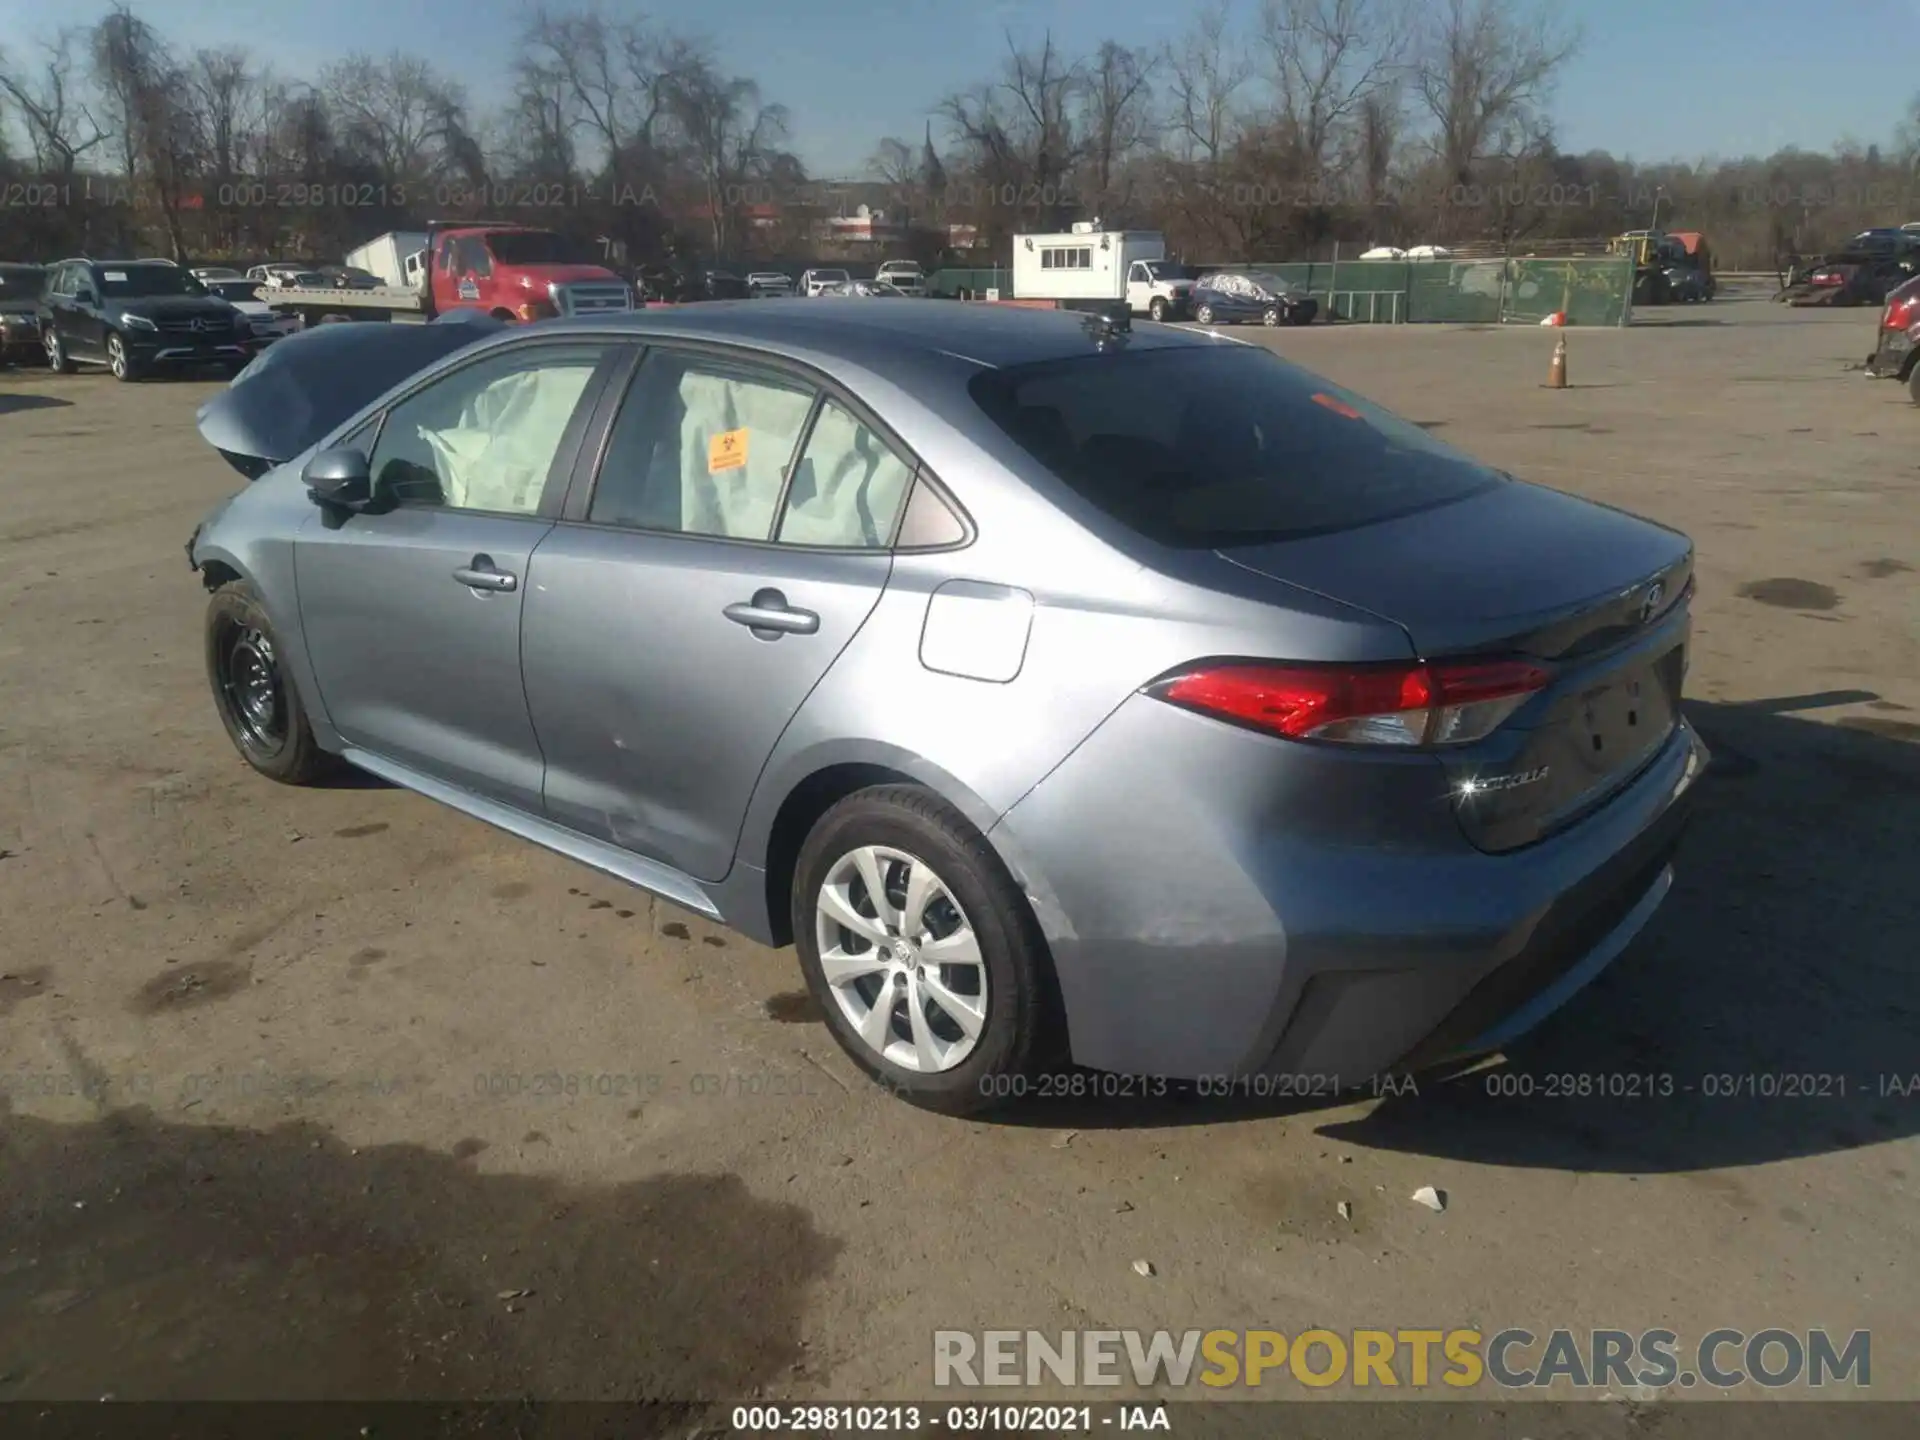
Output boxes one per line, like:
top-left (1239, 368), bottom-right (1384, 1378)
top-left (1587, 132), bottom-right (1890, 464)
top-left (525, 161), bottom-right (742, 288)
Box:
top-left (0, 263), bottom-right (48, 365)
top-left (39, 258), bottom-right (252, 380)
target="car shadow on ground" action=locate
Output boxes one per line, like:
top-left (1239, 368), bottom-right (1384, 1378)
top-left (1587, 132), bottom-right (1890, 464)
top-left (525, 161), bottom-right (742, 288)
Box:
top-left (0, 392), bottom-right (73, 414)
top-left (994, 694), bottom-right (1920, 1170)
top-left (0, 1097), bottom-right (840, 1414)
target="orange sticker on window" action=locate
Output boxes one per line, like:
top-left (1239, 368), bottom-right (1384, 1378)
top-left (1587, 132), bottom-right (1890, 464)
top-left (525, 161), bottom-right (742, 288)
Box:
top-left (708, 428), bottom-right (749, 472)
top-left (1311, 392), bottom-right (1362, 419)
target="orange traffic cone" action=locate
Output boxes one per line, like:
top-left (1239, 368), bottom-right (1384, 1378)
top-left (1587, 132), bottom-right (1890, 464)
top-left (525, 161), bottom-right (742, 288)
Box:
top-left (1546, 334), bottom-right (1568, 389)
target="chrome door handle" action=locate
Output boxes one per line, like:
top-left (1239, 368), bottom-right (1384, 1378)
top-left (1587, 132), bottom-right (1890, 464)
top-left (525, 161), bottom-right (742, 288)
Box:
top-left (724, 589), bottom-right (819, 636)
top-left (453, 555), bottom-right (517, 592)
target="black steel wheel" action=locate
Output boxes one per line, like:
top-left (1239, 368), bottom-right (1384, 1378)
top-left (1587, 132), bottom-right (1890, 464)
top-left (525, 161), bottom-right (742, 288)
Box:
top-left (204, 578), bottom-right (334, 784)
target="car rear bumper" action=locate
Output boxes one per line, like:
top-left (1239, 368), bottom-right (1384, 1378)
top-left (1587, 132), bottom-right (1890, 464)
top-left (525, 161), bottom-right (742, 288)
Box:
top-left (989, 696), bottom-right (1708, 1083)
top-left (1865, 327), bottom-right (1915, 378)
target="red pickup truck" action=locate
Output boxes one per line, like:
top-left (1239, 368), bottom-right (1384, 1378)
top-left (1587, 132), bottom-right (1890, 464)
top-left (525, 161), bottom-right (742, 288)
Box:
top-left (266, 222), bottom-right (634, 326)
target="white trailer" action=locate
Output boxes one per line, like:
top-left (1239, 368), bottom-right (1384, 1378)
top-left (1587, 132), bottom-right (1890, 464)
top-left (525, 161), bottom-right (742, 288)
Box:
top-left (1010, 223), bottom-right (1194, 319)
top-left (345, 231), bottom-right (429, 290)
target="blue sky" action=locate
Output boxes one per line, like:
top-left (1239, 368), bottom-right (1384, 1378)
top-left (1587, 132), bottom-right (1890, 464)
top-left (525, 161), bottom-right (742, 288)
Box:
top-left (2, 0), bottom-right (1915, 177)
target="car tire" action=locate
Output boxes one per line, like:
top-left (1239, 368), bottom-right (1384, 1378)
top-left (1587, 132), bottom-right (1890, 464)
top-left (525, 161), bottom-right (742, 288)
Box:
top-left (44, 330), bottom-right (74, 374)
top-left (1148, 297), bottom-right (1168, 321)
top-left (1195, 303), bottom-right (1214, 326)
top-left (1263, 307), bottom-right (1280, 326)
top-left (106, 332), bottom-right (138, 382)
top-left (791, 784), bottom-right (1053, 1115)
top-left (205, 578), bottom-right (334, 786)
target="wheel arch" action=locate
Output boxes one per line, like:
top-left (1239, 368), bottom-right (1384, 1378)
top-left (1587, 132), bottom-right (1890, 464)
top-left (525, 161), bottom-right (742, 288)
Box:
top-left (190, 529), bottom-right (343, 751)
top-left (740, 743), bottom-right (1015, 950)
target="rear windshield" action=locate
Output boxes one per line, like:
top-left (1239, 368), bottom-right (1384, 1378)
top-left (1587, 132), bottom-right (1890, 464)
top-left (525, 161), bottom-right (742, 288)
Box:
top-left (969, 344), bottom-right (1500, 546)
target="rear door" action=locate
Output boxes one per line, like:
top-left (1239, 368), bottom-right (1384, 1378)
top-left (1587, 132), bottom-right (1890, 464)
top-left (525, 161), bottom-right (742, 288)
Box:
top-left (294, 337), bottom-right (622, 810)
top-left (521, 345), bottom-right (914, 881)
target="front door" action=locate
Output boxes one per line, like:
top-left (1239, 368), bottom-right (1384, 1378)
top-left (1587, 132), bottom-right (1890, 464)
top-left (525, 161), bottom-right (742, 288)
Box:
top-left (522, 347), bottom-right (914, 881)
top-left (295, 337), bottom-right (617, 810)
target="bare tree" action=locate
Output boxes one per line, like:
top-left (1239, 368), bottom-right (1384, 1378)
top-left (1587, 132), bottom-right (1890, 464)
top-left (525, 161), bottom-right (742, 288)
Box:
top-left (1081, 41), bottom-right (1155, 217)
top-left (0, 29), bottom-right (108, 188)
top-left (91, 5), bottom-right (198, 260)
top-left (189, 49), bottom-right (254, 179)
top-left (517, 10), bottom-right (682, 198)
top-left (321, 52), bottom-right (471, 185)
top-left (665, 52), bottom-right (789, 257)
top-left (868, 135), bottom-right (918, 214)
top-left (1355, 88), bottom-right (1401, 212)
top-left (1164, 3), bottom-right (1253, 166)
top-left (1261, 0), bottom-right (1406, 184)
top-left (941, 31), bottom-right (1085, 237)
top-left (1413, 0), bottom-right (1579, 190)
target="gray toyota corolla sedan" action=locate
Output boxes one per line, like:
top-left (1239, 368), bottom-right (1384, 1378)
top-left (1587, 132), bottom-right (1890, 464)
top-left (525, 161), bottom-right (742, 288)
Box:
top-left (187, 300), bottom-right (1707, 1113)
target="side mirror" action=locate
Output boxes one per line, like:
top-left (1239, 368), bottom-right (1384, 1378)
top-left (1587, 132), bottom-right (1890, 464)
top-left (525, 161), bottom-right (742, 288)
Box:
top-left (304, 447), bottom-right (373, 510)
top-left (77, 288), bottom-right (99, 306)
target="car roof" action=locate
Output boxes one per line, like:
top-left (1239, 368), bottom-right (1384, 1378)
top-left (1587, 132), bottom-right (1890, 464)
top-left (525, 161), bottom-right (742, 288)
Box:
top-left (544, 299), bottom-right (1211, 371)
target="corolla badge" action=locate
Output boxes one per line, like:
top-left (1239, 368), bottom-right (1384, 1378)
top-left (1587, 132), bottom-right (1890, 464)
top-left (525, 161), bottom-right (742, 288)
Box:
top-left (1638, 581), bottom-right (1665, 624)
top-left (1457, 767), bottom-right (1550, 797)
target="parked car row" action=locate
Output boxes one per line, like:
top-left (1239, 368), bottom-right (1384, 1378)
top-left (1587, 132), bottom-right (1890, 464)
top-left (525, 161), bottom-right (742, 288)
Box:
top-left (11, 257), bottom-right (305, 381)
top-left (628, 262), bottom-right (931, 303)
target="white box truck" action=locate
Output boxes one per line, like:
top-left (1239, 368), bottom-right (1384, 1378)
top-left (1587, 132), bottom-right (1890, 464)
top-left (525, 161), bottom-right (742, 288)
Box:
top-left (1011, 223), bottom-right (1194, 319)
top-left (344, 231), bottom-right (429, 290)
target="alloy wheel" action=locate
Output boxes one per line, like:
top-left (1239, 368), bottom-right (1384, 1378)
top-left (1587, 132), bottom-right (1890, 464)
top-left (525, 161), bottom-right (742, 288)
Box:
top-left (1196, 305), bottom-right (1214, 325)
top-left (217, 622), bottom-right (287, 753)
top-left (44, 332), bottom-right (62, 368)
top-left (107, 334), bottom-right (128, 379)
top-left (813, 845), bottom-right (987, 1074)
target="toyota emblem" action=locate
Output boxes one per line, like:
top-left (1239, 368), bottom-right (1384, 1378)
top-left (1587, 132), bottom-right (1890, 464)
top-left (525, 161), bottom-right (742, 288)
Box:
top-left (1638, 581), bottom-right (1665, 624)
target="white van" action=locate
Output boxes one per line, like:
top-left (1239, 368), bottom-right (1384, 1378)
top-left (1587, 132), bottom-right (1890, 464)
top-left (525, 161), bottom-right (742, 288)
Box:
top-left (1011, 224), bottom-right (1192, 319)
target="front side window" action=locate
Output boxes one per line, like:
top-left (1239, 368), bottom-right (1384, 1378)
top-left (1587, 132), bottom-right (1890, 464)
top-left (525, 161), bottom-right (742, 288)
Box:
top-left (588, 351), bottom-right (816, 539)
top-left (366, 342), bottom-right (605, 514)
top-left (776, 398), bottom-right (914, 548)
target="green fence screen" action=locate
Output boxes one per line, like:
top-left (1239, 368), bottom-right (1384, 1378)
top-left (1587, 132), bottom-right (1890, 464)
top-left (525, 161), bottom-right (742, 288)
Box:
top-left (1224, 257), bottom-right (1635, 326)
top-left (925, 256), bottom-right (1637, 324)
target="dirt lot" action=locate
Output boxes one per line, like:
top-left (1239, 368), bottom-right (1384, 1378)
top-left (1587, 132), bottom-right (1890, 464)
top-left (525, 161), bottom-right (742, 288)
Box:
top-left (1, 297), bottom-right (1916, 1423)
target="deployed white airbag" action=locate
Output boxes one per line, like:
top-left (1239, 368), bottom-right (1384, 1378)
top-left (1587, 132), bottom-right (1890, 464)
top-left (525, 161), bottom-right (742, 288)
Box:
top-left (778, 400), bottom-right (914, 546)
top-left (671, 371), bottom-right (814, 539)
top-left (421, 365), bottom-right (593, 512)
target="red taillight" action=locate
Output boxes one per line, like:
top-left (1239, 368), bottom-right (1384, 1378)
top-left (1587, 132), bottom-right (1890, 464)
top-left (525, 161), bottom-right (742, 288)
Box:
top-left (1149, 659), bottom-right (1552, 747)
top-left (1887, 295), bottom-right (1919, 331)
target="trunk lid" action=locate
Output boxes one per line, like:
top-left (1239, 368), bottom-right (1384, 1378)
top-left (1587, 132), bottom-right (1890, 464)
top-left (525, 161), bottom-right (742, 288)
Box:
top-left (1218, 481), bottom-right (1694, 851)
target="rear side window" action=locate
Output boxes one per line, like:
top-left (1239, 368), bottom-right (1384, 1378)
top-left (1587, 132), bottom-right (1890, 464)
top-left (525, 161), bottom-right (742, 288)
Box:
top-left (969, 346), bottom-right (1500, 546)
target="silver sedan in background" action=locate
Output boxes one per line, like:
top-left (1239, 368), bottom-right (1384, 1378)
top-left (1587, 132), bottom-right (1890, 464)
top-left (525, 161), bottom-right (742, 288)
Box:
top-left (187, 300), bottom-right (1705, 1113)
